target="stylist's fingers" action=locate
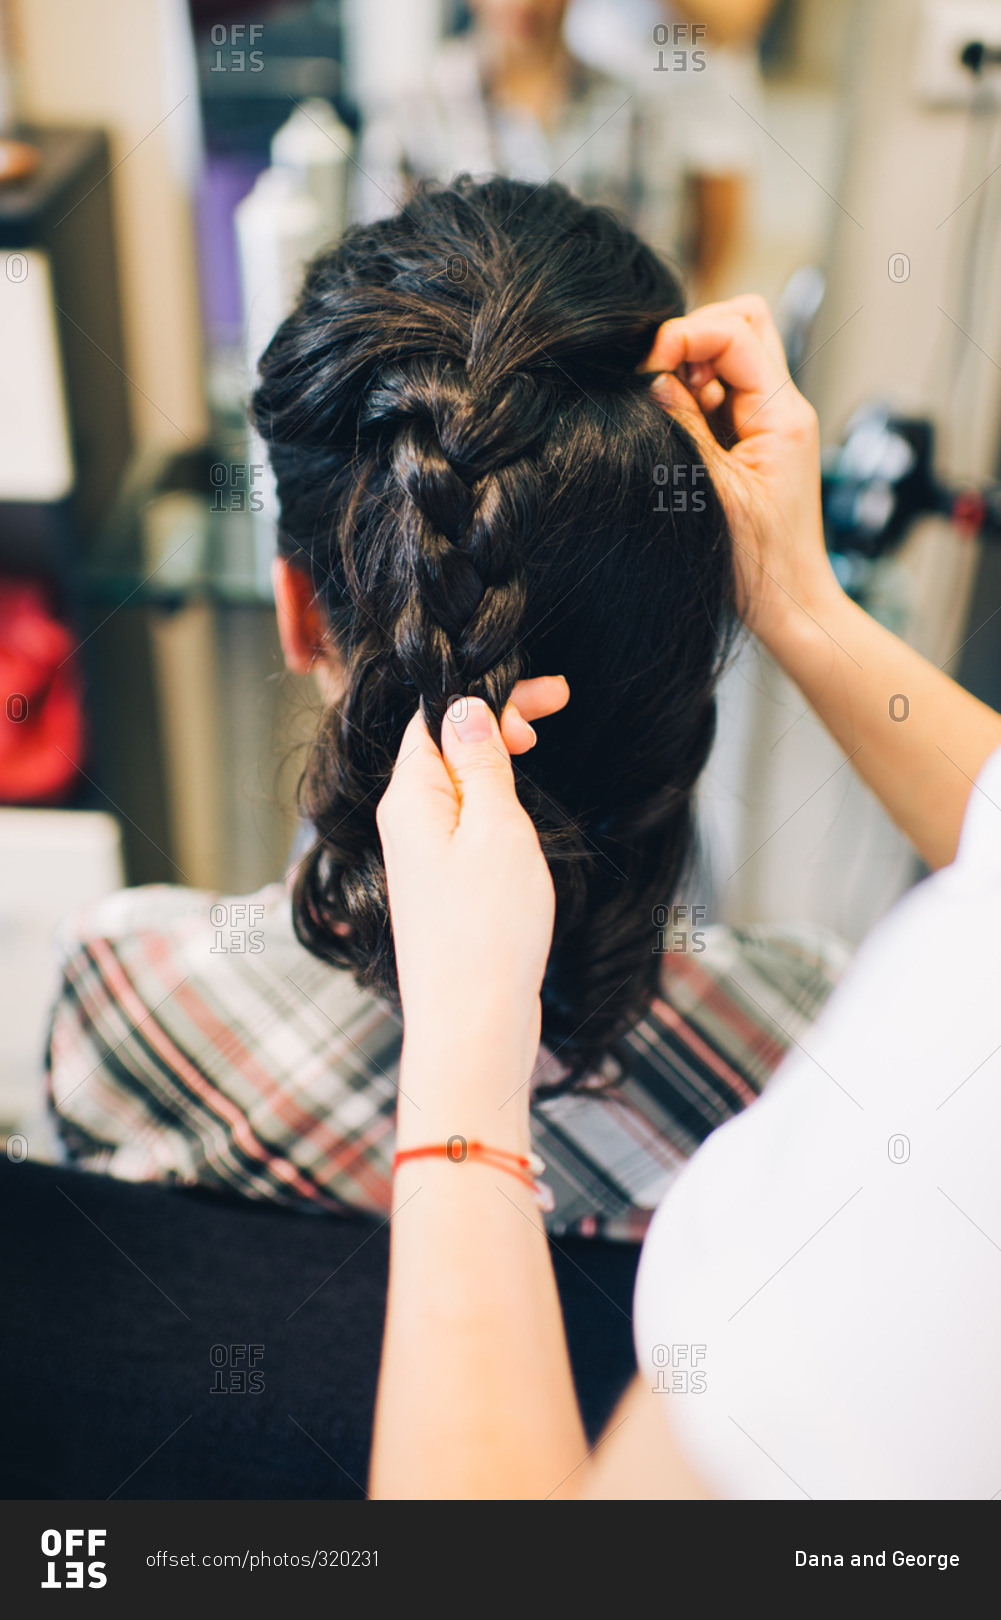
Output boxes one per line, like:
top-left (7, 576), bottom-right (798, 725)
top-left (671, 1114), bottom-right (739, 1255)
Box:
top-left (700, 294), bottom-right (789, 370)
top-left (440, 696), bottom-right (522, 826)
top-left (501, 703), bottom-right (537, 753)
top-left (501, 674), bottom-right (570, 753)
top-left (642, 306), bottom-right (795, 441)
top-left (644, 295), bottom-right (787, 379)
top-left (692, 377), bottom-right (727, 415)
top-left (671, 360), bottom-right (727, 416)
top-left (508, 674), bottom-right (569, 723)
top-left (645, 312), bottom-right (785, 399)
top-left (648, 371), bottom-right (725, 469)
top-left (378, 707), bottom-right (457, 849)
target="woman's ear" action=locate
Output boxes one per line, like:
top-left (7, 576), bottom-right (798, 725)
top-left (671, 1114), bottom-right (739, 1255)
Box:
top-left (273, 555), bottom-right (329, 676)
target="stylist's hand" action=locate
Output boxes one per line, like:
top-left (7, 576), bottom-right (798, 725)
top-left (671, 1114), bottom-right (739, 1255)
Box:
top-left (376, 689), bottom-right (560, 1068)
top-left (643, 295), bottom-right (840, 646)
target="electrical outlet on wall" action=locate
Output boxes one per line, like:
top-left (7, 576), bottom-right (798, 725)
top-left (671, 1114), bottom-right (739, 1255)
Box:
top-left (914, 0), bottom-right (1001, 104)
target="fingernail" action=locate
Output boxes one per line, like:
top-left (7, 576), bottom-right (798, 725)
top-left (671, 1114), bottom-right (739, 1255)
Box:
top-left (447, 695), bottom-right (491, 742)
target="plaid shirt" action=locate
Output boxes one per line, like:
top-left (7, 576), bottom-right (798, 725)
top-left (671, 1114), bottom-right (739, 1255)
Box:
top-left (47, 882), bottom-right (850, 1240)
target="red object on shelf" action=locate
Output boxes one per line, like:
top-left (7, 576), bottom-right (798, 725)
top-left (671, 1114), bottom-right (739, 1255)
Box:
top-left (0, 581), bottom-right (85, 804)
top-left (952, 489), bottom-right (987, 539)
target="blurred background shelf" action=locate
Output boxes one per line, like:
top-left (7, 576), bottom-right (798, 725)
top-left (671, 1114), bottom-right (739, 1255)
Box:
top-left (85, 446), bottom-right (277, 610)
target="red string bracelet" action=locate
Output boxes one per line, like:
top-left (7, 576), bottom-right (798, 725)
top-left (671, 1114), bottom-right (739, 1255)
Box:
top-left (393, 1139), bottom-right (555, 1212)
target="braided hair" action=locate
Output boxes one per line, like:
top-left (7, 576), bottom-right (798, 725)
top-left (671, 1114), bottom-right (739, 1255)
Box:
top-left (253, 176), bottom-right (736, 1085)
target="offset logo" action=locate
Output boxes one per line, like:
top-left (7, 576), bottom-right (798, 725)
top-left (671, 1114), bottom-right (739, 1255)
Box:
top-left (41, 1529), bottom-right (107, 1589)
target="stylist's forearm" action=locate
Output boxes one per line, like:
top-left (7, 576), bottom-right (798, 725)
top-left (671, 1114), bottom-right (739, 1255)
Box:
top-left (759, 573), bottom-right (1001, 869)
top-left (369, 1026), bottom-right (587, 1499)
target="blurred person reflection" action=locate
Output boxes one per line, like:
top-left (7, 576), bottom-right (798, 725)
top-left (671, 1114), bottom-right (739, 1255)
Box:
top-left (566, 0), bottom-right (779, 297)
top-left (353, 0), bottom-right (697, 278)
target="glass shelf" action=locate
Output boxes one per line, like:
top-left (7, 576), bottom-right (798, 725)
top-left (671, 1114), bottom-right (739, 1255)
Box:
top-left (83, 443), bottom-right (276, 608)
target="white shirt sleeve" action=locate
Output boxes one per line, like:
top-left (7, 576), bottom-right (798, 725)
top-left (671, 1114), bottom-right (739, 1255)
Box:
top-left (634, 744), bottom-right (1001, 1499)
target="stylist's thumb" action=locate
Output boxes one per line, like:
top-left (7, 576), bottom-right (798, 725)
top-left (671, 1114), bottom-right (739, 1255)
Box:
top-left (440, 695), bottom-right (517, 819)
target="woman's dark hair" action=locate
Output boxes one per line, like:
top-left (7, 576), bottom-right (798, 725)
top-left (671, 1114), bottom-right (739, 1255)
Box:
top-left (253, 175), bottom-right (736, 1084)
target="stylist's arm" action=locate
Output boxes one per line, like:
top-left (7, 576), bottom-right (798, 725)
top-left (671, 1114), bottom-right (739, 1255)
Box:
top-left (370, 693), bottom-right (584, 1500)
top-left (645, 295), bottom-right (1001, 869)
top-left (369, 694), bottom-right (704, 1500)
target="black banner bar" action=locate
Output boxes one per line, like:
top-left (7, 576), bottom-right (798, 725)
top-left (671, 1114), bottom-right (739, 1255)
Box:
top-left (4, 1498), bottom-right (997, 1607)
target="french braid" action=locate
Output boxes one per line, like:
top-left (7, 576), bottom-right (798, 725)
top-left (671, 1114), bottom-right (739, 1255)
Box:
top-left (253, 177), bottom-right (736, 1085)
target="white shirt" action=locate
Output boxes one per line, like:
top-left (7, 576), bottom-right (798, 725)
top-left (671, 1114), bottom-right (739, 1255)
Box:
top-left (634, 744), bottom-right (1001, 1499)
